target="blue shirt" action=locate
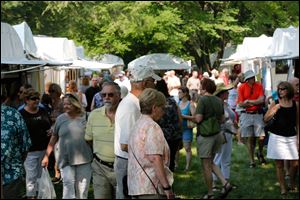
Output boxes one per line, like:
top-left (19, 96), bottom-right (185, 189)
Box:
top-left (1, 105), bottom-right (31, 185)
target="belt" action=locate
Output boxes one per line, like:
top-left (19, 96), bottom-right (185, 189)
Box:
top-left (93, 154), bottom-right (114, 168)
top-left (241, 110), bottom-right (262, 115)
top-left (116, 155), bottom-right (128, 160)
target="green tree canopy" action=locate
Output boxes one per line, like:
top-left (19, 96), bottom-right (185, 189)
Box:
top-left (1, 1), bottom-right (299, 70)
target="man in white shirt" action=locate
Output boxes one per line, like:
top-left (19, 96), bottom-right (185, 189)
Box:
top-left (114, 65), bottom-right (161, 199)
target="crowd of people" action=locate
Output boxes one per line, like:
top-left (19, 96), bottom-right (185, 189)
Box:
top-left (1, 64), bottom-right (299, 199)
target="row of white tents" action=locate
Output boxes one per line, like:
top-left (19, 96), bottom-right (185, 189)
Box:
top-left (220, 26), bottom-right (299, 97)
top-left (1, 21), bottom-right (192, 94)
top-left (1, 21), bottom-right (125, 93)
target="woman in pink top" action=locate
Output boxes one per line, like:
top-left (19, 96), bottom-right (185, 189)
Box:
top-left (128, 88), bottom-right (174, 199)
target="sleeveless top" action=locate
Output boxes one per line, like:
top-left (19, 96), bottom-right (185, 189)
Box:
top-left (269, 100), bottom-right (297, 137)
top-left (179, 101), bottom-right (191, 129)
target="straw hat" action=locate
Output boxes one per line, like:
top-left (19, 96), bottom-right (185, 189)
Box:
top-left (213, 83), bottom-right (234, 96)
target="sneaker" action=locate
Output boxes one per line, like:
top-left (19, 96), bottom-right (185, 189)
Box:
top-left (51, 176), bottom-right (62, 184)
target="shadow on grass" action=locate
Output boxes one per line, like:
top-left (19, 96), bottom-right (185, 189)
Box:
top-left (172, 133), bottom-right (299, 199)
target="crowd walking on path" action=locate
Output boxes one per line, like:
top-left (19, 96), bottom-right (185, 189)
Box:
top-left (1, 66), bottom-right (299, 199)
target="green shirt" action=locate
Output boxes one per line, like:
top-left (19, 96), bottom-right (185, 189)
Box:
top-left (85, 107), bottom-right (115, 163)
top-left (195, 95), bottom-right (224, 124)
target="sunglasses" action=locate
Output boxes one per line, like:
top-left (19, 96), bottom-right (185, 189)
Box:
top-left (100, 93), bottom-right (115, 98)
top-left (29, 97), bottom-right (40, 101)
top-left (278, 87), bottom-right (287, 91)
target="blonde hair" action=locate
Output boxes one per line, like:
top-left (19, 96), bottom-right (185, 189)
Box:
top-left (63, 93), bottom-right (84, 114)
top-left (139, 88), bottom-right (166, 114)
top-left (68, 80), bottom-right (78, 92)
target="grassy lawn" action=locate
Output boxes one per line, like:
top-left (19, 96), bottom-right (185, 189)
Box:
top-left (50, 130), bottom-right (298, 199)
top-left (172, 130), bottom-right (299, 199)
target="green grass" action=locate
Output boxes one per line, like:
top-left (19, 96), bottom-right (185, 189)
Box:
top-left (50, 130), bottom-right (299, 199)
top-left (172, 130), bottom-right (299, 199)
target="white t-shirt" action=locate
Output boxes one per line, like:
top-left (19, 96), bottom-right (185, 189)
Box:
top-left (114, 92), bottom-right (141, 158)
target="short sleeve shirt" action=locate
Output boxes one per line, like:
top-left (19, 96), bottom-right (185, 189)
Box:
top-left (1, 105), bottom-right (31, 185)
top-left (85, 107), bottom-right (115, 162)
top-left (53, 113), bottom-right (92, 168)
top-left (237, 82), bottom-right (264, 112)
top-left (114, 93), bottom-right (141, 158)
top-left (128, 115), bottom-right (173, 195)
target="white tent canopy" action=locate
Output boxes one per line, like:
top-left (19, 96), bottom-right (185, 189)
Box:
top-left (11, 22), bottom-right (72, 66)
top-left (13, 21), bottom-right (38, 57)
top-left (128, 53), bottom-right (190, 70)
top-left (1, 22), bottom-right (46, 65)
top-left (265, 26), bottom-right (299, 60)
top-left (34, 36), bottom-right (76, 62)
top-left (226, 34), bottom-right (273, 62)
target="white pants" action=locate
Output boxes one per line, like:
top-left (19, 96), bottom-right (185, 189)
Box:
top-left (60, 163), bottom-right (92, 199)
top-left (213, 132), bottom-right (233, 180)
top-left (24, 150), bottom-right (46, 197)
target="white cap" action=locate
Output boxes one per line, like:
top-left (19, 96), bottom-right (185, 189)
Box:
top-left (129, 65), bottom-right (161, 82)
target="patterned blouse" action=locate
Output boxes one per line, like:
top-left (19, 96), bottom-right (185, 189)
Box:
top-left (1, 105), bottom-right (31, 185)
top-left (128, 115), bottom-right (173, 196)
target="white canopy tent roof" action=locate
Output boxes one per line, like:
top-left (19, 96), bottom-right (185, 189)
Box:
top-left (226, 34), bottom-right (273, 62)
top-left (34, 36), bottom-right (76, 62)
top-left (12, 21), bottom-right (38, 57)
top-left (11, 21), bottom-right (72, 66)
top-left (1, 22), bottom-right (46, 65)
top-left (34, 36), bottom-right (123, 70)
top-left (128, 53), bottom-right (190, 71)
top-left (265, 26), bottom-right (299, 60)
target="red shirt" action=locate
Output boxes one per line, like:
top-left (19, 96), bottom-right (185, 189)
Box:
top-left (237, 82), bottom-right (264, 112)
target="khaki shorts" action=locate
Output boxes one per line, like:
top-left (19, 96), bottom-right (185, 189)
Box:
top-left (196, 132), bottom-right (225, 158)
top-left (239, 113), bottom-right (265, 138)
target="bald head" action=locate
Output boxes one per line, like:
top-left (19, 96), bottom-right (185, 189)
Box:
top-left (289, 77), bottom-right (299, 95)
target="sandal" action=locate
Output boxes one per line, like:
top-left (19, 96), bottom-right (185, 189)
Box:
top-left (212, 186), bottom-right (220, 192)
top-left (202, 194), bottom-right (214, 199)
top-left (220, 182), bottom-right (233, 199)
top-left (249, 162), bottom-right (256, 168)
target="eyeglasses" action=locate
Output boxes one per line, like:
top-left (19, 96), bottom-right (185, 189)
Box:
top-left (100, 93), bottom-right (115, 98)
top-left (29, 97), bottom-right (40, 101)
top-left (278, 87), bottom-right (287, 91)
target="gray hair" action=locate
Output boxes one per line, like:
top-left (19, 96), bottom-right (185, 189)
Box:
top-left (139, 88), bottom-right (166, 115)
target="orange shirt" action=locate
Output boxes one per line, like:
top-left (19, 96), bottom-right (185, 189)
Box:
top-left (237, 82), bottom-right (264, 112)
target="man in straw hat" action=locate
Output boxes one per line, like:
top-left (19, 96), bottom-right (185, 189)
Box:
top-left (114, 64), bottom-right (161, 198)
top-left (237, 69), bottom-right (266, 168)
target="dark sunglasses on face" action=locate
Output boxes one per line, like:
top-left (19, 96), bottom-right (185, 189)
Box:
top-left (101, 93), bottom-right (115, 98)
top-left (29, 96), bottom-right (40, 101)
top-left (278, 87), bottom-right (287, 91)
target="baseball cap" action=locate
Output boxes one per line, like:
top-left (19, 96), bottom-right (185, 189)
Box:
top-left (129, 65), bottom-right (161, 82)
